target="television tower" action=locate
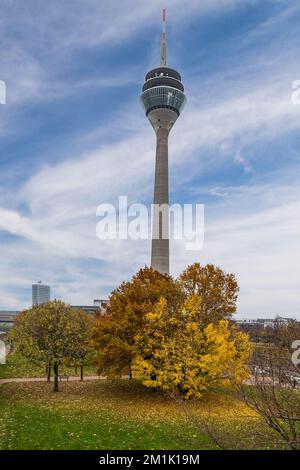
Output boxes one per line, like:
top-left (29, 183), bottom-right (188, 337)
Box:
top-left (140, 9), bottom-right (186, 274)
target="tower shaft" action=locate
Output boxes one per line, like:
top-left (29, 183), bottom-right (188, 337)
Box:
top-left (148, 108), bottom-right (178, 274)
top-left (152, 127), bottom-right (169, 273)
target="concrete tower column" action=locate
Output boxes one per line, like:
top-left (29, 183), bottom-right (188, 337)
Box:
top-left (148, 108), bottom-right (178, 274)
top-left (152, 126), bottom-right (169, 274)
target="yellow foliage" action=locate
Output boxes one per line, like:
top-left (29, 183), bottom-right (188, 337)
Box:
top-left (133, 297), bottom-right (252, 399)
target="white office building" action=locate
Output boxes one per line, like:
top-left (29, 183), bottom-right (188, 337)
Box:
top-left (32, 281), bottom-right (50, 306)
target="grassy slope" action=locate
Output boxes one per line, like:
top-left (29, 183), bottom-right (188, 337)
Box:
top-left (0, 380), bottom-right (220, 450)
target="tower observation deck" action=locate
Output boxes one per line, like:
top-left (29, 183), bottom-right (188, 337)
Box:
top-left (140, 9), bottom-right (186, 274)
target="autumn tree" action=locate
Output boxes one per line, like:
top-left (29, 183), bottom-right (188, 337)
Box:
top-left (133, 296), bottom-right (252, 399)
top-left (91, 267), bottom-right (183, 378)
top-left (10, 301), bottom-right (92, 391)
top-left (179, 263), bottom-right (239, 325)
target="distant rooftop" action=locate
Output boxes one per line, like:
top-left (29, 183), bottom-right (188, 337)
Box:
top-left (236, 315), bottom-right (296, 323)
top-left (0, 310), bottom-right (20, 316)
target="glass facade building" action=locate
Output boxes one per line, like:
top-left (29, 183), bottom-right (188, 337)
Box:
top-left (32, 282), bottom-right (50, 306)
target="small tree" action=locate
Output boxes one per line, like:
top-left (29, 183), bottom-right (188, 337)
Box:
top-left (133, 296), bottom-right (252, 399)
top-left (10, 301), bottom-right (92, 391)
top-left (179, 263), bottom-right (239, 325)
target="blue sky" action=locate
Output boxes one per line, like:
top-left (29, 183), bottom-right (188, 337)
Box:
top-left (0, 0), bottom-right (300, 318)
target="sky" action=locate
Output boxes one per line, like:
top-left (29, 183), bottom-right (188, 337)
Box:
top-left (0, 0), bottom-right (300, 318)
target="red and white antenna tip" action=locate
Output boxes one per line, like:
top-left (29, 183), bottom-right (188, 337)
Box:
top-left (160, 9), bottom-right (167, 66)
top-left (162, 8), bottom-right (166, 42)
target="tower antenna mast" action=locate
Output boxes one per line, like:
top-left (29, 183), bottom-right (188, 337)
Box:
top-left (160, 9), bottom-right (167, 66)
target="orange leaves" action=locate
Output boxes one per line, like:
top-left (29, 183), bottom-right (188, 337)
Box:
top-left (91, 267), bottom-right (182, 378)
top-left (179, 263), bottom-right (239, 325)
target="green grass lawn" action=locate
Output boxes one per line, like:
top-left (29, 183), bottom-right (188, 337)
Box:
top-left (0, 379), bottom-right (280, 450)
top-left (0, 379), bottom-right (248, 450)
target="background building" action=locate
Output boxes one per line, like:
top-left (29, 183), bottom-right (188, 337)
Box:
top-left (71, 299), bottom-right (108, 317)
top-left (236, 316), bottom-right (295, 333)
top-left (32, 281), bottom-right (50, 306)
top-left (0, 310), bottom-right (20, 333)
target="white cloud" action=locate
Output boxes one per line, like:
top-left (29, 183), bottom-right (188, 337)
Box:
top-left (171, 176), bottom-right (300, 316)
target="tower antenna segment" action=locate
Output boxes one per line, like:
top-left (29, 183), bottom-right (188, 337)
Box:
top-left (160, 9), bottom-right (167, 66)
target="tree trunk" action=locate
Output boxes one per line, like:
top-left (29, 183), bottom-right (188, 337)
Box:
top-left (53, 362), bottom-right (59, 392)
top-left (129, 366), bottom-right (132, 380)
top-left (151, 373), bottom-right (157, 392)
top-left (80, 365), bottom-right (84, 381)
top-left (46, 362), bottom-right (51, 383)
